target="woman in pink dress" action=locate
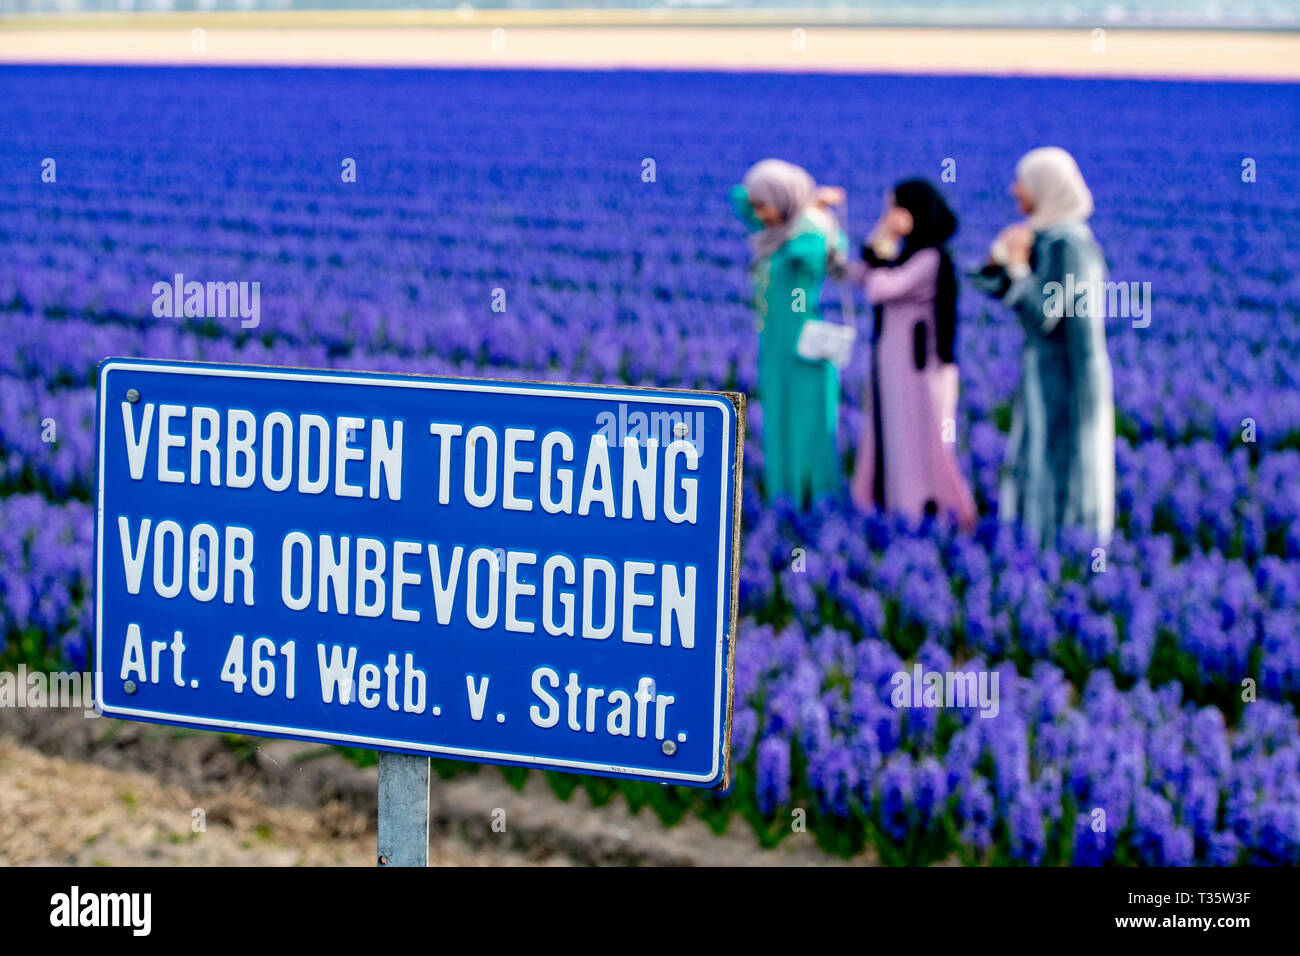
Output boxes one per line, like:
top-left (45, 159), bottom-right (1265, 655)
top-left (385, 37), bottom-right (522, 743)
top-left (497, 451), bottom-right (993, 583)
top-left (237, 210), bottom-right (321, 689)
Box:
top-left (851, 179), bottom-right (977, 530)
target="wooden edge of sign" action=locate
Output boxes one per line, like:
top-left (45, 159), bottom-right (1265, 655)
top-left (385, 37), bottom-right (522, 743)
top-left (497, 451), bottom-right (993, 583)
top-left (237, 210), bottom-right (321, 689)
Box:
top-left (717, 389), bottom-right (746, 792)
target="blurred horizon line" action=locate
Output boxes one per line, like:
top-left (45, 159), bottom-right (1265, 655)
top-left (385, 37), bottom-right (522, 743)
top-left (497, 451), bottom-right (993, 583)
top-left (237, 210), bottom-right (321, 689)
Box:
top-left (2, 3), bottom-right (1299, 32)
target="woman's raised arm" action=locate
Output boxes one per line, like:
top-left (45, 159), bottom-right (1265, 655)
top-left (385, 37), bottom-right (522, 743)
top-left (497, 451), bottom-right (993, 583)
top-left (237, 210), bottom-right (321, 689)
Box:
top-left (861, 246), bottom-right (940, 305)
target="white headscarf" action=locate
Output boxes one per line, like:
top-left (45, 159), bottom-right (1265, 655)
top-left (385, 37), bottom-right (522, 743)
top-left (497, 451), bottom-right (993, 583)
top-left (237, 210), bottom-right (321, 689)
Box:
top-left (741, 158), bottom-right (843, 274)
top-left (1015, 147), bottom-right (1094, 232)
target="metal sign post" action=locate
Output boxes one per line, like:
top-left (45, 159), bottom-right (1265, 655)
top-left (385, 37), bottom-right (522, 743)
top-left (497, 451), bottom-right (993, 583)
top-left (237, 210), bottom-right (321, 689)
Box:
top-left (377, 752), bottom-right (431, 867)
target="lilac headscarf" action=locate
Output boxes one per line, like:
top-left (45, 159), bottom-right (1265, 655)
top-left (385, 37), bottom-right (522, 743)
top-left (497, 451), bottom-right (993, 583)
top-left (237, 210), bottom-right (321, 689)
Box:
top-left (741, 158), bottom-right (844, 274)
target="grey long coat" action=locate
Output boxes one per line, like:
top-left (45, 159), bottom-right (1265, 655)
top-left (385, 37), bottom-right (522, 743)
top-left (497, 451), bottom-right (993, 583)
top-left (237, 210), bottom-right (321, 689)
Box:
top-left (995, 220), bottom-right (1116, 549)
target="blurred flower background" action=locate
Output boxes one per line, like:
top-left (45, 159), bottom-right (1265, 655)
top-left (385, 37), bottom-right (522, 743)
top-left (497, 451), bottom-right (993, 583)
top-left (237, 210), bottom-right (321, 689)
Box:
top-left (1, 65), bottom-right (1298, 864)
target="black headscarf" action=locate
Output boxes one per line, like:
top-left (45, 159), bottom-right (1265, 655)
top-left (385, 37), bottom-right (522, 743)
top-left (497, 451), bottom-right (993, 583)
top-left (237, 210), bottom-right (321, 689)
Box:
top-left (863, 178), bottom-right (959, 363)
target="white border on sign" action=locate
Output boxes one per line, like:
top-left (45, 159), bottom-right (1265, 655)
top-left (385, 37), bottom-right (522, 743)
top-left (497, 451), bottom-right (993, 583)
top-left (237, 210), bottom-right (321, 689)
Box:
top-left (94, 360), bottom-right (734, 784)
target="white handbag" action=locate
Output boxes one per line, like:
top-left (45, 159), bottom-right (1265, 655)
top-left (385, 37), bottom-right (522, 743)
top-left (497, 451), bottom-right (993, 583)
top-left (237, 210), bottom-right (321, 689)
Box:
top-left (796, 319), bottom-right (857, 368)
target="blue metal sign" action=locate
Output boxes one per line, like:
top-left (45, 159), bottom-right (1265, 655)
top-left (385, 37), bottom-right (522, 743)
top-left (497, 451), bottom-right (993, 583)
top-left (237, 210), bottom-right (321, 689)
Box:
top-left (95, 359), bottom-right (743, 788)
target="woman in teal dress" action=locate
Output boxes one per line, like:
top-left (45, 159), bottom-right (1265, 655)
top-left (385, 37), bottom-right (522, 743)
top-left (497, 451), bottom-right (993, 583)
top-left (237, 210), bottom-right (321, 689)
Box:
top-left (975, 146), bottom-right (1116, 549)
top-left (730, 159), bottom-right (849, 507)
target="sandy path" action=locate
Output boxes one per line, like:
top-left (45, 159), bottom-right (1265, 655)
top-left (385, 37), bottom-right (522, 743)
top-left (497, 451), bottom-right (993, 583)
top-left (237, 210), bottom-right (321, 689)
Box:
top-left (0, 15), bottom-right (1296, 79)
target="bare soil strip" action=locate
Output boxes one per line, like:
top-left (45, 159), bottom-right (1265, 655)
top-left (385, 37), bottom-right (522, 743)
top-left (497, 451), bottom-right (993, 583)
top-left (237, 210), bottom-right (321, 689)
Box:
top-left (0, 707), bottom-right (868, 866)
top-left (0, 17), bottom-right (1296, 79)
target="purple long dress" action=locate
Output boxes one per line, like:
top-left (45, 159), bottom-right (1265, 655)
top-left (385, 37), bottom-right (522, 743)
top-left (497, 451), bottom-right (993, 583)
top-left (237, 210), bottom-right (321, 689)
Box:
top-left (851, 247), bottom-right (977, 529)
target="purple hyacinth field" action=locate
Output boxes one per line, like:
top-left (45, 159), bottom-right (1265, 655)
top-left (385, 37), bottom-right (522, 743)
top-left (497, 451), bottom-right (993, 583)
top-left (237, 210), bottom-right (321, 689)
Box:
top-left (2, 64), bottom-right (1299, 866)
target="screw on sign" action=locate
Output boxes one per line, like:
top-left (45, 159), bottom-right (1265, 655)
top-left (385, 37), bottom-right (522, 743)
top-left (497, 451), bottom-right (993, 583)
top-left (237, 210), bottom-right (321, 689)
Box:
top-left (94, 359), bottom-right (744, 866)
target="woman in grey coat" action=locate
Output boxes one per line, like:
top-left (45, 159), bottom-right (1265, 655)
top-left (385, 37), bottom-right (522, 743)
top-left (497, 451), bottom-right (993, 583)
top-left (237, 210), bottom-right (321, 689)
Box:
top-left (975, 147), bottom-right (1116, 550)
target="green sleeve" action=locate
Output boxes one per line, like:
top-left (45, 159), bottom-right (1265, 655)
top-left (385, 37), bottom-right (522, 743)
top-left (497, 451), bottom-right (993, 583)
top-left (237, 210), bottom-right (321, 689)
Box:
top-left (730, 184), bottom-right (764, 233)
top-left (782, 230), bottom-right (827, 275)
top-left (832, 224), bottom-right (848, 264)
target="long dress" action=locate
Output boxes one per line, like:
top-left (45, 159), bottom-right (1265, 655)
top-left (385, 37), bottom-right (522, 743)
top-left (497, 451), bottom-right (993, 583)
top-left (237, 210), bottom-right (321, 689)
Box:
top-left (850, 247), bottom-right (977, 529)
top-left (992, 220), bottom-right (1116, 549)
top-left (730, 185), bottom-right (846, 507)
